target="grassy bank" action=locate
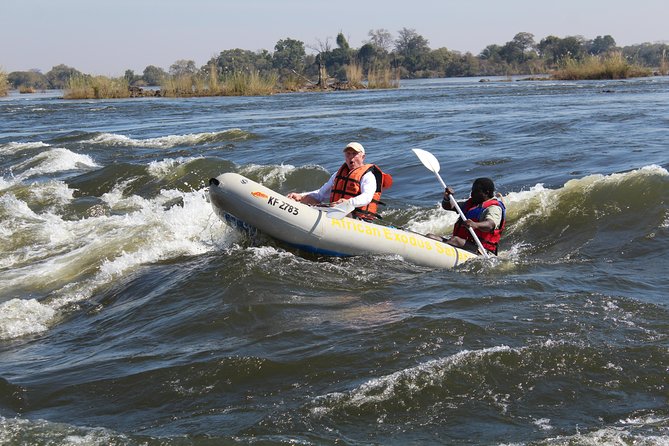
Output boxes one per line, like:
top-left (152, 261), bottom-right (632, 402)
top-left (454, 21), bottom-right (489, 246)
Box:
top-left (60, 66), bottom-right (398, 99)
top-left (552, 52), bottom-right (652, 80)
top-left (0, 68), bottom-right (8, 96)
top-left (64, 75), bottom-right (130, 99)
top-left (160, 71), bottom-right (278, 97)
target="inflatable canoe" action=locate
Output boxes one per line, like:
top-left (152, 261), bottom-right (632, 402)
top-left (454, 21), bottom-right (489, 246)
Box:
top-left (208, 173), bottom-right (479, 268)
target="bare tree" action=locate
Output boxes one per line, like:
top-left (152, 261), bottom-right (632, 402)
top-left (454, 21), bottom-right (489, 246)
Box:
top-left (367, 29), bottom-right (393, 52)
top-left (308, 38), bottom-right (333, 88)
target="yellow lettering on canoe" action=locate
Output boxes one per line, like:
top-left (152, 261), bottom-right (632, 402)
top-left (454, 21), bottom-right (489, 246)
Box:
top-left (331, 220), bottom-right (445, 253)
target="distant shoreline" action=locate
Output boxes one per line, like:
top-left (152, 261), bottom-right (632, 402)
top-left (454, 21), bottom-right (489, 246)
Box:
top-left (4, 71), bottom-right (667, 101)
top-left (3, 31), bottom-right (667, 99)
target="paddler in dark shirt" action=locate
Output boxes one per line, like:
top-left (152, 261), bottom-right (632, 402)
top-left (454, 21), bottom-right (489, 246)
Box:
top-left (427, 178), bottom-right (506, 255)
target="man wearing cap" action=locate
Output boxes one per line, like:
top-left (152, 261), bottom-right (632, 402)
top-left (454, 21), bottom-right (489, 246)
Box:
top-left (287, 142), bottom-right (392, 220)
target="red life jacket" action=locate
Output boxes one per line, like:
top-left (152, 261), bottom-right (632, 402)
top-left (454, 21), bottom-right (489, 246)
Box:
top-left (330, 163), bottom-right (392, 220)
top-left (452, 198), bottom-right (506, 254)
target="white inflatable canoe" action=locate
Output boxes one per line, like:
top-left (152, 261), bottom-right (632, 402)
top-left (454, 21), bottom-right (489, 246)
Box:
top-left (208, 172), bottom-right (479, 268)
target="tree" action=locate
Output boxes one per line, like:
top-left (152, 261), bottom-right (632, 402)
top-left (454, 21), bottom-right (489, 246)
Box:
top-left (538, 35), bottom-right (586, 64)
top-left (46, 64), bottom-right (82, 89)
top-left (357, 42), bottom-right (377, 73)
top-left (169, 60), bottom-right (197, 77)
top-left (329, 32), bottom-right (353, 77)
top-left (309, 37), bottom-right (333, 87)
top-left (499, 32), bottom-right (536, 65)
top-left (589, 35), bottom-right (617, 55)
top-left (513, 32), bottom-right (537, 54)
top-left (142, 65), bottom-right (167, 85)
top-left (336, 32), bottom-right (350, 50)
top-left (479, 44), bottom-right (502, 60)
top-left (444, 52), bottom-right (479, 77)
top-left (312, 33), bottom-right (353, 81)
top-left (367, 29), bottom-right (393, 52)
top-left (124, 69), bottom-right (142, 85)
top-left (424, 47), bottom-right (455, 76)
top-left (394, 28), bottom-right (430, 74)
top-left (559, 36), bottom-right (587, 60)
top-left (215, 49), bottom-right (268, 75)
top-left (8, 70), bottom-right (48, 89)
top-left (622, 42), bottom-right (669, 67)
top-left (272, 37), bottom-right (306, 74)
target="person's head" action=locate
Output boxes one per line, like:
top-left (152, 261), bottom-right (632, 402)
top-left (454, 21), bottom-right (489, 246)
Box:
top-left (343, 142), bottom-right (365, 170)
top-left (471, 177), bottom-right (495, 204)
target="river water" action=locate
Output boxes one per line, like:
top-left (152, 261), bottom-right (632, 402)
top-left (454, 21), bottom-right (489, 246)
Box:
top-left (1, 77), bottom-right (668, 445)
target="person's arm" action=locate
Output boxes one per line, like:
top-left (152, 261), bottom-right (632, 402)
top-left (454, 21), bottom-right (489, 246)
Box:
top-left (466, 205), bottom-right (501, 232)
top-left (440, 187), bottom-right (466, 212)
top-left (345, 172), bottom-right (376, 207)
top-left (287, 172), bottom-right (336, 204)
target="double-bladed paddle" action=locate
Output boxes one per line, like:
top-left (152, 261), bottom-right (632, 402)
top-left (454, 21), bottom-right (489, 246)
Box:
top-left (412, 148), bottom-right (490, 258)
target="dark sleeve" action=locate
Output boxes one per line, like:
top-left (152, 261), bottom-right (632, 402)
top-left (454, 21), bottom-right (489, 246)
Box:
top-left (441, 197), bottom-right (466, 211)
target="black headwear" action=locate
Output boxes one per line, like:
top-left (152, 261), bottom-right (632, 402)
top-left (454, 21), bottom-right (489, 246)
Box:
top-left (472, 178), bottom-right (495, 196)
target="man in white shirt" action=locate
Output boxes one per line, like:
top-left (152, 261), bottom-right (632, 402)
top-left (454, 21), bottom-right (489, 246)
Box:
top-left (287, 142), bottom-right (377, 210)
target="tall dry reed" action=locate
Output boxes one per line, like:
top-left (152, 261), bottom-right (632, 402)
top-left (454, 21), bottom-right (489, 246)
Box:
top-left (0, 68), bottom-right (8, 96)
top-left (660, 49), bottom-right (668, 76)
top-left (223, 71), bottom-right (277, 96)
top-left (345, 63), bottom-right (364, 88)
top-left (161, 75), bottom-right (198, 97)
top-left (553, 52), bottom-right (651, 80)
top-left (64, 75), bottom-right (130, 99)
top-left (367, 66), bottom-right (400, 89)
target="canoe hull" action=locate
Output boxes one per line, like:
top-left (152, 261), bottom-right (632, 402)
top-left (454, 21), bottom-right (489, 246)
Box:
top-left (208, 173), bottom-right (478, 268)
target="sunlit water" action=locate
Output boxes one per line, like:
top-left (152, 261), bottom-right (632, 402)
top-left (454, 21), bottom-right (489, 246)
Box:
top-left (1, 77), bottom-right (668, 445)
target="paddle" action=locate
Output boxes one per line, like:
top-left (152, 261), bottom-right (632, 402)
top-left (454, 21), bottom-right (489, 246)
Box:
top-left (412, 148), bottom-right (490, 258)
top-left (323, 200), bottom-right (355, 220)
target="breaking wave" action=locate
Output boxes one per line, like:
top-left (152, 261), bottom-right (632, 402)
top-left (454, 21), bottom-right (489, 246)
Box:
top-left (81, 129), bottom-right (254, 148)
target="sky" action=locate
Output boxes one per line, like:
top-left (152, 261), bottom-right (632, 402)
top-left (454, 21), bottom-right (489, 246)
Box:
top-left (2, 0), bottom-right (667, 75)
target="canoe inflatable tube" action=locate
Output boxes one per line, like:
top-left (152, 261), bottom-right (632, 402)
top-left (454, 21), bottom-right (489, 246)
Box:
top-left (208, 172), bottom-right (479, 268)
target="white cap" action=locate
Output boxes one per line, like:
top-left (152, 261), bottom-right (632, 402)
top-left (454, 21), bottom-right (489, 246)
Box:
top-left (344, 141), bottom-right (365, 154)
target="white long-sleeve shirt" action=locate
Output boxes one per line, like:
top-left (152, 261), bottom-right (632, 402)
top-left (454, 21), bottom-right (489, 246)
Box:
top-left (305, 171), bottom-right (377, 208)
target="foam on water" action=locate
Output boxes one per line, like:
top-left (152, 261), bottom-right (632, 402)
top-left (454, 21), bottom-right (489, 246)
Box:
top-left (147, 156), bottom-right (204, 177)
top-left (310, 345), bottom-right (512, 415)
top-left (83, 129), bottom-right (249, 148)
top-left (10, 148), bottom-right (99, 180)
top-left (240, 162), bottom-right (299, 186)
top-left (0, 141), bottom-right (50, 155)
top-left (0, 182), bottom-right (235, 340)
top-left (539, 423), bottom-right (669, 446)
top-left (0, 416), bottom-right (130, 446)
top-left (405, 164), bottom-right (669, 240)
top-left (0, 299), bottom-right (56, 340)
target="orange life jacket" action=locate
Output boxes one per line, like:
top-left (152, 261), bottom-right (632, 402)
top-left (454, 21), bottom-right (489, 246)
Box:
top-left (452, 198), bottom-right (506, 254)
top-left (330, 163), bottom-right (392, 220)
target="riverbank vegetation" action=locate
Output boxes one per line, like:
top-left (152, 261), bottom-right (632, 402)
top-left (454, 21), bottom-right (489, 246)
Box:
top-left (64, 75), bottom-right (131, 99)
top-left (553, 52), bottom-right (652, 80)
top-left (160, 70), bottom-right (278, 97)
top-left (0, 68), bottom-right (8, 96)
top-left (4, 30), bottom-right (668, 99)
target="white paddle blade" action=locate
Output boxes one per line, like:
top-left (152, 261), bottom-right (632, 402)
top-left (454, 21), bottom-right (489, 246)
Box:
top-left (325, 201), bottom-right (355, 220)
top-left (413, 148), bottom-right (447, 189)
top-left (412, 148), bottom-right (441, 174)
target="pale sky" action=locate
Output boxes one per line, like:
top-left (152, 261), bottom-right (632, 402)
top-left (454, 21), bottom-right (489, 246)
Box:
top-left (2, 0), bottom-right (667, 75)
